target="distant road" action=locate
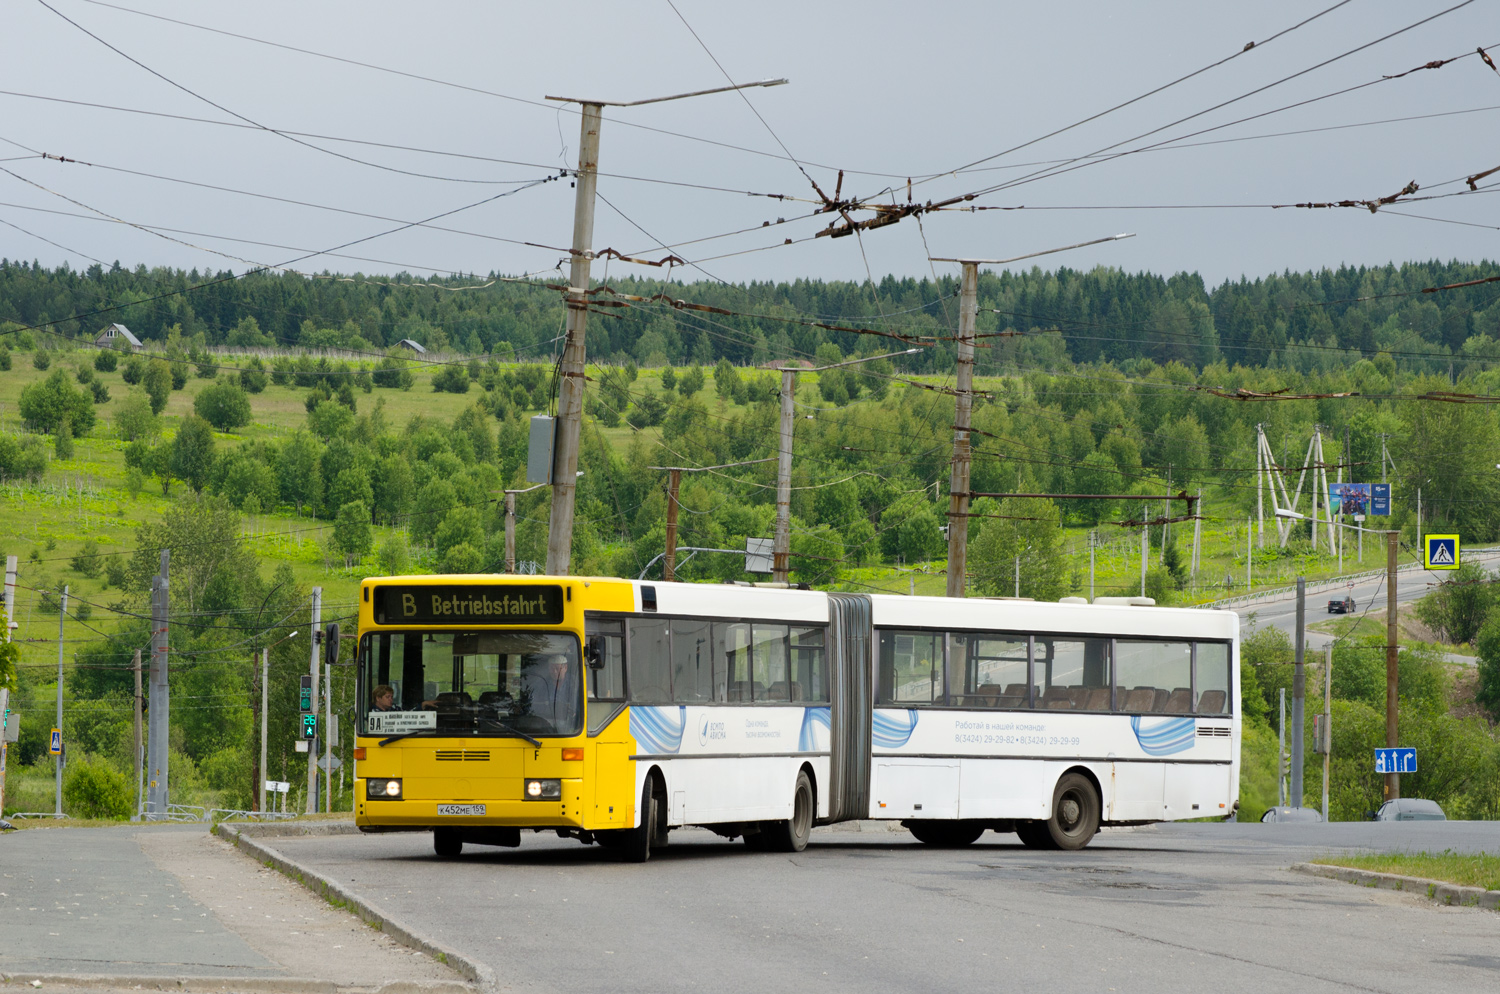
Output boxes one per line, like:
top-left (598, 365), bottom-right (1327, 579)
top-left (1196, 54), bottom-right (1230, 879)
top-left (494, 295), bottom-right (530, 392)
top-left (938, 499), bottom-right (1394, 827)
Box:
top-left (1231, 546), bottom-right (1500, 662)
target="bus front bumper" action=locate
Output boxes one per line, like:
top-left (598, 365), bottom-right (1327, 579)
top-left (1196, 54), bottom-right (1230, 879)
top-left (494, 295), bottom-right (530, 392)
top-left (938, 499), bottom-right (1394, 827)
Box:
top-left (355, 780), bottom-right (584, 829)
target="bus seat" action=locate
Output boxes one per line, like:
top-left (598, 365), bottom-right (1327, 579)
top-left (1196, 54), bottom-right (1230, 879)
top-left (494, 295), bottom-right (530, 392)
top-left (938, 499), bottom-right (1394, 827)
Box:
top-left (726, 681), bottom-right (752, 702)
top-left (1002, 684), bottom-right (1028, 699)
top-left (1040, 686), bottom-right (1074, 709)
top-left (1196, 690), bottom-right (1227, 714)
top-left (996, 694), bottom-right (1025, 709)
top-left (1151, 689), bottom-right (1170, 711)
top-left (1080, 688), bottom-right (1110, 711)
top-left (432, 691), bottom-right (472, 710)
top-left (763, 683), bottom-right (789, 701)
top-left (1121, 688), bottom-right (1156, 712)
top-left (789, 682), bottom-right (804, 702)
top-left (1163, 688), bottom-right (1193, 713)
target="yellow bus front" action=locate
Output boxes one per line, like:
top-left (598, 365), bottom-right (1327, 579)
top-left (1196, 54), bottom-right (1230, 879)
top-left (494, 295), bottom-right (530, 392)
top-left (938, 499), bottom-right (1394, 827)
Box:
top-left (352, 576), bottom-right (637, 843)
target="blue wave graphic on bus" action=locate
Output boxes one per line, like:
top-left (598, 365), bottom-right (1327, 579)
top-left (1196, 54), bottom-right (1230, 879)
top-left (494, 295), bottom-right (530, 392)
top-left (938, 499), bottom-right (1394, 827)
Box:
top-left (872, 709), bottom-right (919, 748)
top-left (631, 706), bottom-right (687, 755)
top-left (1130, 716), bottom-right (1195, 756)
top-left (799, 707), bottom-right (831, 751)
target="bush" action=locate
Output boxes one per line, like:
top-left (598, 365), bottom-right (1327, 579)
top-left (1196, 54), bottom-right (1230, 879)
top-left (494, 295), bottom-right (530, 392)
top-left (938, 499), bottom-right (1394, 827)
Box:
top-left (0, 432), bottom-right (49, 482)
top-left (373, 356), bottom-right (414, 389)
top-left (0, 347), bottom-right (11, 371)
top-left (431, 364), bottom-right (470, 393)
top-left (53, 420), bottom-right (74, 460)
top-left (19, 369), bottom-right (96, 435)
top-left (631, 392), bottom-right (668, 427)
top-left (194, 380), bottom-right (253, 431)
top-left (1414, 562), bottom-right (1495, 645)
top-left (32, 349), bottom-right (51, 370)
top-left (63, 758), bottom-right (133, 819)
top-left (76, 365), bottom-right (95, 385)
top-left (104, 555), bottom-right (128, 588)
top-left (94, 348), bottom-right (118, 372)
top-left (113, 390), bottom-right (160, 441)
top-left (142, 359), bottom-right (172, 414)
top-left (72, 539), bottom-right (103, 578)
top-left (440, 541), bottom-right (484, 574)
top-left (239, 357), bottom-right (268, 393)
top-left (121, 353), bottom-right (145, 384)
top-left (90, 379), bottom-right (109, 403)
top-left (1476, 615), bottom-right (1500, 720)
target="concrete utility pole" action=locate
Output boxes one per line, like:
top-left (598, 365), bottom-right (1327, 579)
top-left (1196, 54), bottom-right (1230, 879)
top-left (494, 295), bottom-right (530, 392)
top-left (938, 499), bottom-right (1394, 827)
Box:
top-left (663, 469), bottom-right (683, 582)
top-left (1140, 506), bottom-right (1149, 596)
top-left (1089, 532), bottom-right (1096, 602)
top-left (1, 556), bottom-right (16, 819)
top-left (945, 261), bottom-right (978, 598)
top-left (1322, 643), bottom-right (1332, 822)
top-left (325, 657), bottom-right (333, 815)
top-left (259, 648), bottom-right (268, 815)
top-left (146, 551), bottom-right (169, 818)
top-left (504, 492), bottom-right (517, 574)
top-left (55, 586), bottom-right (67, 816)
top-left (132, 649), bottom-right (142, 820)
top-left (1291, 576), bottom-right (1305, 808)
top-left (1385, 531), bottom-right (1400, 801)
top-left (307, 587), bottom-right (321, 814)
top-left (773, 367), bottom-right (797, 583)
top-left (543, 79), bottom-right (787, 576)
top-left (1246, 518), bottom-right (1252, 591)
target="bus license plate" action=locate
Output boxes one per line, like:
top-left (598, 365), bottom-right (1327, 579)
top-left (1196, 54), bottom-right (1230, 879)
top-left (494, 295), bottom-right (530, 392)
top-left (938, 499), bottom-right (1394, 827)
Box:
top-left (437, 804), bottom-right (485, 816)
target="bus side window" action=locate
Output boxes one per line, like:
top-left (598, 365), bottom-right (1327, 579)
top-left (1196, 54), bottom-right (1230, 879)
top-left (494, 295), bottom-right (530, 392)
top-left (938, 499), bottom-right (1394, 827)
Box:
top-left (954, 635), bottom-right (1027, 708)
top-left (1195, 642), bottom-right (1231, 714)
top-left (753, 624), bottom-right (790, 701)
top-left (585, 618), bottom-right (625, 701)
top-left (1114, 641), bottom-right (1191, 713)
top-left (671, 619), bottom-right (714, 702)
top-left (1035, 637), bottom-right (1110, 711)
top-left (789, 627), bottom-right (828, 703)
top-left (627, 618), bottom-right (671, 704)
top-left (723, 623), bottom-right (752, 701)
top-left (877, 630), bottom-right (942, 705)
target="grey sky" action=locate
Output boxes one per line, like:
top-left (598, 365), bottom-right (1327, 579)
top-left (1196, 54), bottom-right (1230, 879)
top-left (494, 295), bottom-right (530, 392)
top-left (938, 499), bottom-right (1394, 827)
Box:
top-left (1, 0), bottom-right (1496, 291)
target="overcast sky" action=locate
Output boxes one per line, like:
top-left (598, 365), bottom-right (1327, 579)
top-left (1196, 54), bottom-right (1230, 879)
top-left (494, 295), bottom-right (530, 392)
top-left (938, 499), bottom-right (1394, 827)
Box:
top-left (1, 0), bottom-right (1496, 290)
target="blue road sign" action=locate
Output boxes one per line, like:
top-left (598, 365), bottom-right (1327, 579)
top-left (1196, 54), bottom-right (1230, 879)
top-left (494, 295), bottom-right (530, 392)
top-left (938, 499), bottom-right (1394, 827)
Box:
top-left (1425, 534), bottom-right (1459, 570)
top-left (1371, 483), bottom-right (1391, 516)
top-left (49, 728), bottom-right (62, 755)
top-left (1374, 747), bottom-right (1417, 774)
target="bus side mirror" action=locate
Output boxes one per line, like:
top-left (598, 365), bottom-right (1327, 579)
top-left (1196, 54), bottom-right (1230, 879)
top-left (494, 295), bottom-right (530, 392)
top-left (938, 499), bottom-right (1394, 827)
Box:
top-left (585, 635), bottom-right (606, 670)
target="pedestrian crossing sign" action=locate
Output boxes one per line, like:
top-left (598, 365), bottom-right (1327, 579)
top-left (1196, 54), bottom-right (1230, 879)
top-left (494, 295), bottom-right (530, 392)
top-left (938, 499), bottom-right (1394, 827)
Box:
top-left (49, 728), bottom-right (62, 755)
top-left (1425, 534), bottom-right (1459, 570)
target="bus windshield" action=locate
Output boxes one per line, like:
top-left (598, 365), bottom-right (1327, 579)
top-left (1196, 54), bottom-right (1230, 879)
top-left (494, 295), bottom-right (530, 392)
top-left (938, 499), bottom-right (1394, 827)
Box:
top-left (359, 630), bottom-right (581, 738)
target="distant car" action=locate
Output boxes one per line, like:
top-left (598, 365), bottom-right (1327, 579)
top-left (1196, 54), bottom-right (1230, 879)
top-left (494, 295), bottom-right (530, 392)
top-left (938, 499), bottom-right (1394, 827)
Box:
top-left (1368, 798), bottom-right (1446, 821)
top-left (1327, 597), bottom-right (1355, 614)
top-left (1260, 806), bottom-right (1324, 823)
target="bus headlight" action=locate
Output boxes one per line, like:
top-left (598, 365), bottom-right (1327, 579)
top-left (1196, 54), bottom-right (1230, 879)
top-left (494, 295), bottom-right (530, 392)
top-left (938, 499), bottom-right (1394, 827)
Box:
top-left (366, 778), bottom-right (402, 799)
top-left (524, 779), bottom-right (562, 800)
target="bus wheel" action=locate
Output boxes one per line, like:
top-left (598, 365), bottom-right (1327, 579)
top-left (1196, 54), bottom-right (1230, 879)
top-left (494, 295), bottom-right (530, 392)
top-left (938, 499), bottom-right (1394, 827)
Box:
top-left (764, 770), bottom-right (814, 853)
top-left (620, 776), bottom-right (657, 863)
top-left (1045, 773), bottom-right (1099, 850)
top-left (907, 820), bottom-right (985, 846)
top-left (433, 828), bottom-right (463, 858)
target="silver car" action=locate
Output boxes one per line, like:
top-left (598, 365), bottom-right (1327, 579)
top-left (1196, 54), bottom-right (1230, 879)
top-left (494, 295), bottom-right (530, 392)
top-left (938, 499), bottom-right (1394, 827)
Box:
top-left (1369, 798), bottom-right (1446, 821)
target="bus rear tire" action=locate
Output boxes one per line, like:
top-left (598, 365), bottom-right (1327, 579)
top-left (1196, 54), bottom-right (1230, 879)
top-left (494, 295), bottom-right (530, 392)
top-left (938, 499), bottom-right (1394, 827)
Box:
top-left (433, 828), bottom-right (463, 858)
top-left (620, 776), bottom-right (658, 863)
top-left (1045, 773), bottom-right (1099, 850)
top-left (907, 820), bottom-right (985, 847)
top-left (763, 770), bottom-right (813, 853)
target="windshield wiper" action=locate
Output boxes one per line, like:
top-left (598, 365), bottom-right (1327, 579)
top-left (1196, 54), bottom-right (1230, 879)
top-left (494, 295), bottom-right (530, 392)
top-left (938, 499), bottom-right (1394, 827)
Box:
top-left (377, 732), bottom-right (427, 746)
top-left (479, 718), bottom-right (544, 748)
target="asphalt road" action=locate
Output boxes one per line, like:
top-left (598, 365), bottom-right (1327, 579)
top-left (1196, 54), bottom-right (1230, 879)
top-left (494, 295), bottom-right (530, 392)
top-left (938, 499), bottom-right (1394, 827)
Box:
top-left (1232, 546), bottom-right (1500, 661)
top-left (0, 824), bottom-right (464, 987)
top-left (268, 822), bottom-right (1500, 994)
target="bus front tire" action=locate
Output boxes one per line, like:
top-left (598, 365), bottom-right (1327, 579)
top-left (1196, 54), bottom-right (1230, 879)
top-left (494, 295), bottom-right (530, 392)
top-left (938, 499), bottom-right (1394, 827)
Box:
top-left (762, 770), bottom-right (813, 853)
top-left (1045, 773), bottom-right (1099, 850)
top-left (620, 776), bottom-right (658, 863)
top-left (433, 828), bottom-right (463, 858)
top-left (907, 820), bottom-right (985, 847)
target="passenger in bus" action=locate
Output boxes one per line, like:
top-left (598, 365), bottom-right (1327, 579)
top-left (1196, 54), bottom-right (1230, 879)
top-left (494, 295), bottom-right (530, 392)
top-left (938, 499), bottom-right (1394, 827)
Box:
top-left (371, 685), bottom-right (400, 712)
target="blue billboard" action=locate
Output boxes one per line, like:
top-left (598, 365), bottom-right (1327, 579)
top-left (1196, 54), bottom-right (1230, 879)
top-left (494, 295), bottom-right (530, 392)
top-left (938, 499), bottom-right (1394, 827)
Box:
top-left (1329, 483), bottom-right (1391, 516)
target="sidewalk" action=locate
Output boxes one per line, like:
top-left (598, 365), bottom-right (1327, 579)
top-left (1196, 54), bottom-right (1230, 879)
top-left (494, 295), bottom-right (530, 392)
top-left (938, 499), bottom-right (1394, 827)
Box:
top-left (0, 823), bottom-right (468, 992)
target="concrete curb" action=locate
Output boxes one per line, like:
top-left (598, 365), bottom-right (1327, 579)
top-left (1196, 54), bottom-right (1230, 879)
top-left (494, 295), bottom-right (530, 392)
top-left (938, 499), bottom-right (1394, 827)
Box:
top-left (0, 975), bottom-right (473, 994)
top-left (214, 820), bottom-right (361, 839)
top-left (213, 824), bottom-right (493, 990)
top-left (1292, 861), bottom-right (1500, 910)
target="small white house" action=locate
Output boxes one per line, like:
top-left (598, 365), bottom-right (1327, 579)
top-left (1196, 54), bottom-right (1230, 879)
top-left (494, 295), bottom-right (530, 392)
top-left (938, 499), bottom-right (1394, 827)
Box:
top-left (396, 338), bottom-right (427, 354)
top-left (94, 323), bottom-right (142, 349)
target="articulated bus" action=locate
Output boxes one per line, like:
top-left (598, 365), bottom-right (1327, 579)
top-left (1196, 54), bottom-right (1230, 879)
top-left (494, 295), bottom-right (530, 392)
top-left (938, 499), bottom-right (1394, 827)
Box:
top-left (353, 575), bottom-right (1239, 860)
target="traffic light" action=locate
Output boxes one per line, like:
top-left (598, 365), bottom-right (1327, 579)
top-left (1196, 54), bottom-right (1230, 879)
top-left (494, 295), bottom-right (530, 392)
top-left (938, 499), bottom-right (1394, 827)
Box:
top-left (299, 675), bottom-right (313, 713)
top-left (301, 714), bottom-right (317, 739)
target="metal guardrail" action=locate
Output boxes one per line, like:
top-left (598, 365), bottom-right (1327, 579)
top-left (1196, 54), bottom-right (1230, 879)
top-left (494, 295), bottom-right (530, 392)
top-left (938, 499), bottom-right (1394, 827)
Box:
top-left (1194, 545), bottom-right (1500, 611)
top-left (9, 811), bottom-right (66, 819)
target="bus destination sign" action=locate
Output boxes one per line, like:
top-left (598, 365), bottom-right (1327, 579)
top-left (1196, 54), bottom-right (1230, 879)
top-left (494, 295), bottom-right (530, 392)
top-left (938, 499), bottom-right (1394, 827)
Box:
top-left (373, 584), bottom-right (565, 626)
